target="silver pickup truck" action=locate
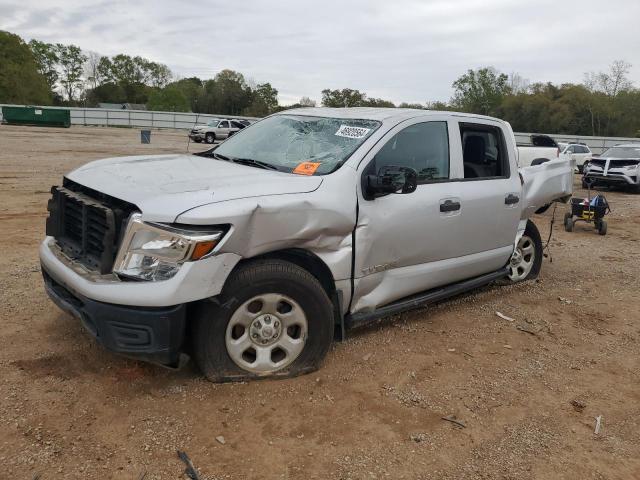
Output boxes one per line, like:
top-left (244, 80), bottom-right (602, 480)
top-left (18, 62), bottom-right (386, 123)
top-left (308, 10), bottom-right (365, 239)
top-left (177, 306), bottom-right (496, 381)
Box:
top-left (40, 108), bottom-right (573, 381)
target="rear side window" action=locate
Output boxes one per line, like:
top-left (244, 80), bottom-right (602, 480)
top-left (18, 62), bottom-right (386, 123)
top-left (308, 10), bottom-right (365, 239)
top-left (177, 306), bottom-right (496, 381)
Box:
top-left (460, 123), bottom-right (509, 179)
top-left (374, 121), bottom-right (450, 183)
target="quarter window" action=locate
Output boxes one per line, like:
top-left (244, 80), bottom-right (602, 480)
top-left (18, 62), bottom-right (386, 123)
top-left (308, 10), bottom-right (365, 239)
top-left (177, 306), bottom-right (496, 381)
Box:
top-left (373, 121), bottom-right (450, 183)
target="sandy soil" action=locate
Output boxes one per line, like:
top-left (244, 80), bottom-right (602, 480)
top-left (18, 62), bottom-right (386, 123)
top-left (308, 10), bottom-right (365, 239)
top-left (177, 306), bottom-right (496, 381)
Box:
top-left (0, 125), bottom-right (639, 480)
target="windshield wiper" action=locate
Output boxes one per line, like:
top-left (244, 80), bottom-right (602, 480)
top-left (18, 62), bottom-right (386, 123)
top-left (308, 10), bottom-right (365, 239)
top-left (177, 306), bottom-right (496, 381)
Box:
top-left (229, 157), bottom-right (280, 171)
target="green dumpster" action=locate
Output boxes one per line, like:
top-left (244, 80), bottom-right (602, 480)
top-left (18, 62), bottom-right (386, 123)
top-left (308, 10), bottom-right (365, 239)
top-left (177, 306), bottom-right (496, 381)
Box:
top-left (1, 106), bottom-right (71, 128)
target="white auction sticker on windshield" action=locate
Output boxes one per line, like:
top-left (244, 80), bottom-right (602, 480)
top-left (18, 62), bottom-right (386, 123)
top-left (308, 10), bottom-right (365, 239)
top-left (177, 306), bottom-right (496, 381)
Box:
top-left (335, 125), bottom-right (371, 139)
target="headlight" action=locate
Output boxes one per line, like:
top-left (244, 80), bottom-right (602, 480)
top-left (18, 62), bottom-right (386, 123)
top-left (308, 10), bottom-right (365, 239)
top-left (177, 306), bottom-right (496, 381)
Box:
top-left (113, 214), bottom-right (224, 281)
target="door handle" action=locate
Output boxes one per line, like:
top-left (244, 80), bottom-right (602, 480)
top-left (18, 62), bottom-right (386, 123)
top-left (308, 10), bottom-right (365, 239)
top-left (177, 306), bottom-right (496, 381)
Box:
top-left (505, 194), bottom-right (520, 205)
top-left (440, 200), bottom-right (461, 212)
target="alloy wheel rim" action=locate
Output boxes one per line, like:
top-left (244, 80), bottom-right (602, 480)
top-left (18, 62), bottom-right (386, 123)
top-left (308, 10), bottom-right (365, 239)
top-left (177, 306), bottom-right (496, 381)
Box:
top-left (508, 234), bottom-right (535, 281)
top-left (225, 293), bottom-right (308, 374)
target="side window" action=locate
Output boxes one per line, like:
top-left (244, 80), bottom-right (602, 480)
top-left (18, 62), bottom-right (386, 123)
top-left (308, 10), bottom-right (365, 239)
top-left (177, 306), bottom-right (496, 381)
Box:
top-left (460, 123), bottom-right (509, 179)
top-left (374, 121), bottom-right (449, 183)
top-left (219, 120), bottom-right (229, 128)
top-left (231, 121), bottom-right (243, 129)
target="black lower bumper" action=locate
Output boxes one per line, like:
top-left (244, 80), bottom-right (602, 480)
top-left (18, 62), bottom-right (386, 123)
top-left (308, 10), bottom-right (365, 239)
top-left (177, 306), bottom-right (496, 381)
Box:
top-left (42, 266), bottom-right (187, 366)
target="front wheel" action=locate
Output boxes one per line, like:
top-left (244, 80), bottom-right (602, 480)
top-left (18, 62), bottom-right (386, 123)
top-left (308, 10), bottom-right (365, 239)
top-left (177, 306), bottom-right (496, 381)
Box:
top-left (192, 260), bottom-right (334, 382)
top-left (205, 132), bottom-right (216, 144)
top-left (506, 220), bottom-right (543, 283)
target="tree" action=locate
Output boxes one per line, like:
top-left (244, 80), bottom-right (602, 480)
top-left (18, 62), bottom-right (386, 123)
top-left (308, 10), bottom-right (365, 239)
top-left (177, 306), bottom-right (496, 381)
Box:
top-left (299, 96), bottom-right (316, 107)
top-left (363, 97), bottom-right (395, 107)
top-left (321, 88), bottom-right (367, 107)
top-left (451, 67), bottom-right (511, 115)
top-left (169, 77), bottom-right (203, 111)
top-left (398, 102), bottom-right (425, 109)
top-left (147, 86), bottom-right (189, 111)
top-left (84, 51), bottom-right (103, 90)
top-left (584, 60), bottom-right (632, 97)
top-left (28, 39), bottom-right (58, 91)
top-left (0, 30), bottom-right (51, 104)
top-left (110, 54), bottom-right (138, 84)
top-left (56, 43), bottom-right (87, 102)
top-left (200, 70), bottom-right (253, 115)
top-left (96, 56), bottom-right (115, 84)
top-left (146, 62), bottom-right (172, 88)
top-left (246, 82), bottom-right (279, 116)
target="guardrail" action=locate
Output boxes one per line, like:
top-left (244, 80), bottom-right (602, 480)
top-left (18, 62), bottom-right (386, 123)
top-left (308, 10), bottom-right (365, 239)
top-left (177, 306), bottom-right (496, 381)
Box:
top-left (2, 104), bottom-right (638, 153)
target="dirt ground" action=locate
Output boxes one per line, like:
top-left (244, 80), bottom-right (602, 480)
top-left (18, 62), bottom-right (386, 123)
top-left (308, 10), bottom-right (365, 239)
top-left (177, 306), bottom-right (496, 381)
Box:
top-left (0, 125), bottom-right (639, 480)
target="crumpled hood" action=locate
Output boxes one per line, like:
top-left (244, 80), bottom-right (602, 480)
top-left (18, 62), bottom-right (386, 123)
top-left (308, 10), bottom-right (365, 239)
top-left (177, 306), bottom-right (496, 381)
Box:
top-left (67, 154), bottom-right (322, 222)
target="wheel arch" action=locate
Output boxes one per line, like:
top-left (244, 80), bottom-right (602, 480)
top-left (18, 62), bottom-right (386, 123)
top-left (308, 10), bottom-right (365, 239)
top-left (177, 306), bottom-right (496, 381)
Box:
top-left (237, 248), bottom-right (337, 298)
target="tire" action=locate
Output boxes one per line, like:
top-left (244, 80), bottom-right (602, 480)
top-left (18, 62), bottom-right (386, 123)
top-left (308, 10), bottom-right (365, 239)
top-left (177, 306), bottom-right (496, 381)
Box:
top-left (563, 212), bottom-right (573, 232)
top-left (193, 138), bottom-right (202, 143)
top-left (205, 132), bottom-right (216, 144)
top-left (506, 220), bottom-right (543, 283)
top-left (192, 259), bottom-right (334, 382)
top-left (598, 219), bottom-right (607, 235)
top-left (577, 165), bottom-right (584, 174)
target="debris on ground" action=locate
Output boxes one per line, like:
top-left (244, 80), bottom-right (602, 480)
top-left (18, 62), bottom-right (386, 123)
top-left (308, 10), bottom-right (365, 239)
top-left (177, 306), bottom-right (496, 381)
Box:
top-left (595, 415), bottom-right (603, 435)
top-left (516, 324), bottom-right (538, 336)
top-left (441, 415), bottom-right (466, 428)
top-left (410, 433), bottom-right (429, 443)
top-left (177, 450), bottom-right (202, 480)
top-left (496, 311), bottom-right (515, 322)
top-left (570, 399), bottom-right (586, 412)
top-left (215, 435), bottom-right (226, 445)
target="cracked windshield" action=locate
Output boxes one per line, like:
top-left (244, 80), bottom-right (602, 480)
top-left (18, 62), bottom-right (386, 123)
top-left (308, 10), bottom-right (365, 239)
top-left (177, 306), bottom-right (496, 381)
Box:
top-left (213, 115), bottom-right (380, 174)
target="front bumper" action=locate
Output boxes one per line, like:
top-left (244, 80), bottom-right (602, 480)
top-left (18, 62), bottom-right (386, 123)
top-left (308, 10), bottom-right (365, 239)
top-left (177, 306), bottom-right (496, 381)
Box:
top-left (39, 237), bottom-right (241, 307)
top-left (189, 132), bottom-right (205, 140)
top-left (585, 169), bottom-right (638, 186)
top-left (42, 266), bottom-right (186, 366)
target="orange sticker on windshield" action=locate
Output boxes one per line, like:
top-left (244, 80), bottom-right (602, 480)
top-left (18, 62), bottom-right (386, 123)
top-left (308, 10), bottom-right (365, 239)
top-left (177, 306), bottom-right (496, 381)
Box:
top-left (293, 162), bottom-right (321, 175)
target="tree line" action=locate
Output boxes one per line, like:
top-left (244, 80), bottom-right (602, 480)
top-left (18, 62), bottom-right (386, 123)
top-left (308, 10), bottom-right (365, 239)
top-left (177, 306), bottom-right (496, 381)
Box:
top-left (1, 30), bottom-right (638, 137)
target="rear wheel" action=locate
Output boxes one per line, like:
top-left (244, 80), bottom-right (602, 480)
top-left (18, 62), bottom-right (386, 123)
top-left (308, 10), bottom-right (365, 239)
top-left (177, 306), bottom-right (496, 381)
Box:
top-left (564, 212), bottom-right (573, 232)
top-left (597, 219), bottom-right (607, 235)
top-left (192, 260), bottom-right (334, 382)
top-left (507, 220), bottom-right (543, 282)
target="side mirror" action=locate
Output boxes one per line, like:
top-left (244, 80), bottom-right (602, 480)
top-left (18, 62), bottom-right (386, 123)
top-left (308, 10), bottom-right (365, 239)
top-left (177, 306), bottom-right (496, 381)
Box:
top-left (364, 165), bottom-right (418, 199)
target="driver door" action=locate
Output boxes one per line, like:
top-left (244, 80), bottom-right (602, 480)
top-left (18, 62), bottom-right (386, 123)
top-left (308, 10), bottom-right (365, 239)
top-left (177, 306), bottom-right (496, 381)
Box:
top-left (352, 119), bottom-right (470, 313)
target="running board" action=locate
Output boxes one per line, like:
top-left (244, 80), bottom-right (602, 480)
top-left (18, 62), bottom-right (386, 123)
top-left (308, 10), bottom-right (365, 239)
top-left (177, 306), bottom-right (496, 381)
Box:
top-left (344, 267), bottom-right (509, 330)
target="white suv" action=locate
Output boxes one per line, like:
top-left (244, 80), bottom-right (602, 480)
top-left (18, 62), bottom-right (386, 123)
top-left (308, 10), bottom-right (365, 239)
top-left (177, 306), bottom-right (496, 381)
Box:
top-left (560, 143), bottom-right (592, 173)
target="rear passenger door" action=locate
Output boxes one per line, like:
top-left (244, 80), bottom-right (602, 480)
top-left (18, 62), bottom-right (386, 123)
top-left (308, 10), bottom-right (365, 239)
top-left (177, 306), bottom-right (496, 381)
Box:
top-left (456, 121), bottom-right (521, 260)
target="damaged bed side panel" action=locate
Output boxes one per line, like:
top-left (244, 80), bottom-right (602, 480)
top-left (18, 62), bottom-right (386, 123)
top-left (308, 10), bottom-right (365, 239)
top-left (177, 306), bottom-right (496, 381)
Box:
top-left (520, 158), bottom-right (574, 219)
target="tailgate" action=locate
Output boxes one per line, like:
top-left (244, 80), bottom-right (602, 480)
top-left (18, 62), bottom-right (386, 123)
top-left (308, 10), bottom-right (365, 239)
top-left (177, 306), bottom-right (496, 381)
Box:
top-left (520, 158), bottom-right (574, 219)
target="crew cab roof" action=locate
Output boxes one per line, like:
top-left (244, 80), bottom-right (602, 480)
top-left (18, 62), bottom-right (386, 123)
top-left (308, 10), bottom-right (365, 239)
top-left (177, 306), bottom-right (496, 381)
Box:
top-left (272, 107), bottom-right (507, 125)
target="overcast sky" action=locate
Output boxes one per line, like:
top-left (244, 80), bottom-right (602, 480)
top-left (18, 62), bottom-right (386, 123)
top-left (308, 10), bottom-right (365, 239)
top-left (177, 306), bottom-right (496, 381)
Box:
top-left (1, 0), bottom-right (639, 105)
